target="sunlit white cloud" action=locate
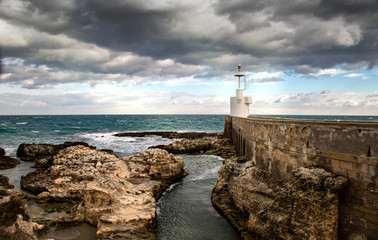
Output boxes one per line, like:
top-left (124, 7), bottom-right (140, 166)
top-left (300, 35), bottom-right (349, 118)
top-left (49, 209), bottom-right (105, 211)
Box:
top-left (345, 73), bottom-right (364, 78)
top-left (0, 86), bottom-right (230, 115)
top-left (310, 68), bottom-right (346, 77)
top-left (0, 0), bottom-right (377, 115)
top-left (252, 90), bottom-right (378, 115)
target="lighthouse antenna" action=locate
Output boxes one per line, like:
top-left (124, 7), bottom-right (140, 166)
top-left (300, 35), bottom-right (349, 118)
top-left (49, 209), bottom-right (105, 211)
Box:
top-left (231, 64), bottom-right (253, 118)
top-left (235, 64), bottom-right (244, 89)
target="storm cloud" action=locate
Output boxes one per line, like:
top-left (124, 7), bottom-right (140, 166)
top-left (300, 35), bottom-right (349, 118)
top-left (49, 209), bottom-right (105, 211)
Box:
top-left (0, 0), bottom-right (377, 88)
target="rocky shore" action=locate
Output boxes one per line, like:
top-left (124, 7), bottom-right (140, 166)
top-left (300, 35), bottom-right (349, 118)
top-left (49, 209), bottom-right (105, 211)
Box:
top-left (212, 159), bottom-right (348, 239)
top-left (1, 134), bottom-right (238, 240)
top-left (0, 177), bottom-right (39, 240)
top-left (149, 135), bottom-right (349, 239)
top-left (1, 141), bottom-right (186, 239)
top-left (1, 133), bottom-right (350, 240)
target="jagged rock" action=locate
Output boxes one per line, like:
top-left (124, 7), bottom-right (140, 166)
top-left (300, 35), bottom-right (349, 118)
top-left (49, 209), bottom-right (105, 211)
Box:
top-left (151, 138), bottom-right (237, 159)
top-left (0, 155), bottom-right (20, 169)
top-left (152, 138), bottom-right (213, 153)
top-left (21, 171), bottom-right (57, 194)
top-left (0, 188), bottom-right (38, 240)
top-left (0, 147), bottom-right (20, 169)
top-left (16, 141), bottom-right (95, 163)
top-left (0, 147), bottom-right (5, 157)
top-left (22, 145), bottom-right (186, 239)
top-left (0, 175), bottom-right (14, 189)
top-left (115, 131), bottom-right (217, 139)
top-left (212, 161), bottom-right (348, 240)
top-left (204, 138), bottom-right (237, 159)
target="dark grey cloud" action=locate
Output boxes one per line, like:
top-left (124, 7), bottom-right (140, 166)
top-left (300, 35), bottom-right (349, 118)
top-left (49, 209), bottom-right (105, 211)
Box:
top-left (0, 0), bottom-right (377, 88)
top-left (215, 0), bottom-right (378, 68)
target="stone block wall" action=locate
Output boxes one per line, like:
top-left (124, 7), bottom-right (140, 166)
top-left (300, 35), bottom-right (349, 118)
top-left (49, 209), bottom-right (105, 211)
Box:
top-left (229, 116), bottom-right (378, 240)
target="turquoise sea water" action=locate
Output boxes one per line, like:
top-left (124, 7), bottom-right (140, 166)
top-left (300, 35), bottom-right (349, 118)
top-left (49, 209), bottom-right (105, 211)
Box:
top-left (0, 115), bottom-right (225, 157)
top-left (1, 114), bottom-right (376, 157)
top-left (0, 114), bottom-right (377, 240)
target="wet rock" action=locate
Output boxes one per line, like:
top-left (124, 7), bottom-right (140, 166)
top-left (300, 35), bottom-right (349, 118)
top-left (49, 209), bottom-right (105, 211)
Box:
top-left (23, 145), bottom-right (186, 239)
top-left (150, 138), bottom-right (237, 159)
top-left (0, 155), bottom-right (20, 169)
top-left (21, 171), bottom-right (57, 194)
top-left (0, 147), bottom-right (5, 157)
top-left (204, 138), bottom-right (237, 159)
top-left (17, 143), bottom-right (55, 162)
top-left (0, 147), bottom-right (20, 169)
top-left (99, 149), bottom-right (116, 155)
top-left (0, 188), bottom-right (38, 240)
top-left (17, 141), bottom-right (95, 162)
top-left (151, 138), bottom-right (213, 153)
top-left (212, 161), bottom-right (348, 240)
top-left (0, 175), bottom-right (14, 189)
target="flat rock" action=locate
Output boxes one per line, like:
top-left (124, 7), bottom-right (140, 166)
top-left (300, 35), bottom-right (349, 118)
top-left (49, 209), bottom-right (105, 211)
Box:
top-left (17, 141), bottom-right (95, 162)
top-left (150, 138), bottom-right (236, 159)
top-left (0, 155), bottom-right (20, 169)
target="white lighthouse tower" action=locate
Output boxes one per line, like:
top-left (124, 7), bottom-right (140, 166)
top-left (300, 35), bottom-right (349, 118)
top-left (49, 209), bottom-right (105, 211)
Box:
top-left (230, 64), bottom-right (252, 117)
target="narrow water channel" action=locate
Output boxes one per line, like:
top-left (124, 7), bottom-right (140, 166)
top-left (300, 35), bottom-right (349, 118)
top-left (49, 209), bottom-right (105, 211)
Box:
top-left (156, 154), bottom-right (240, 240)
top-left (1, 154), bottom-right (240, 239)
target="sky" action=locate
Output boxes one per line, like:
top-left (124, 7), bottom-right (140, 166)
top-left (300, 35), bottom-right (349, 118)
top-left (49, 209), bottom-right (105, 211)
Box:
top-left (0, 0), bottom-right (377, 115)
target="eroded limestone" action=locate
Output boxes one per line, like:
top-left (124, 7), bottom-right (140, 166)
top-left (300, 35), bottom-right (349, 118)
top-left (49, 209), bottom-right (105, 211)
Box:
top-left (21, 145), bottom-right (185, 239)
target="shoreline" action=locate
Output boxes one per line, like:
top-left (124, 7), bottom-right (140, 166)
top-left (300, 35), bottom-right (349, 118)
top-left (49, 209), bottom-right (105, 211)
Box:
top-left (3, 114), bottom-right (376, 239)
top-left (114, 131), bottom-right (218, 139)
top-left (0, 135), bottom-right (238, 239)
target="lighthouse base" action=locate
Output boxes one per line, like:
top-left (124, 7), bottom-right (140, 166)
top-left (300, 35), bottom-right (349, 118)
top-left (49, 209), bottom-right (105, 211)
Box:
top-left (230, 89), bottom-right (252, 118)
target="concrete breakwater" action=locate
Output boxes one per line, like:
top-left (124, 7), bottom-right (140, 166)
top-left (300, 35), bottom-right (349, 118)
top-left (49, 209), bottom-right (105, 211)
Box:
top-left (214, 116), bottom-right (377, 239)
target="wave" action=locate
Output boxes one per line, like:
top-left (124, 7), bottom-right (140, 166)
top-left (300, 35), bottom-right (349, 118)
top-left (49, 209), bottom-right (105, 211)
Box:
top-left (79, 132), bottom-right (137, 142)
top-left (75, 132), bottom-right (175, 157)
top-left (16, 122), bottom-right (28, 125)
top-left (188, 166), bottom-right (221, 181)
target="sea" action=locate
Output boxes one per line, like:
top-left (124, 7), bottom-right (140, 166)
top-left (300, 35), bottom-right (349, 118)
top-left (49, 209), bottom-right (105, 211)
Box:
top-left (0, 114), bottom-right (377, 240)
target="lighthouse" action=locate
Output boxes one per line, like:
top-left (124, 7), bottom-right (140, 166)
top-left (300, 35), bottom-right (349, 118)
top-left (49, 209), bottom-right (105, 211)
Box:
top-left (230, 64), bottom-right (252, 117)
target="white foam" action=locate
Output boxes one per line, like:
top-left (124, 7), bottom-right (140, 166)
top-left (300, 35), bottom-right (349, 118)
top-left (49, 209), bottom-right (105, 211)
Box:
top-left (165, 182), bottom-right (181, 192)
top-left (2, 146), bottom-right (17, 157)
top-left (189, 166), bottom-right (221, 181)
top-left (16, 122), bottom-right (28, 125)
top-left (75, 132), bottom-right (175, 156)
